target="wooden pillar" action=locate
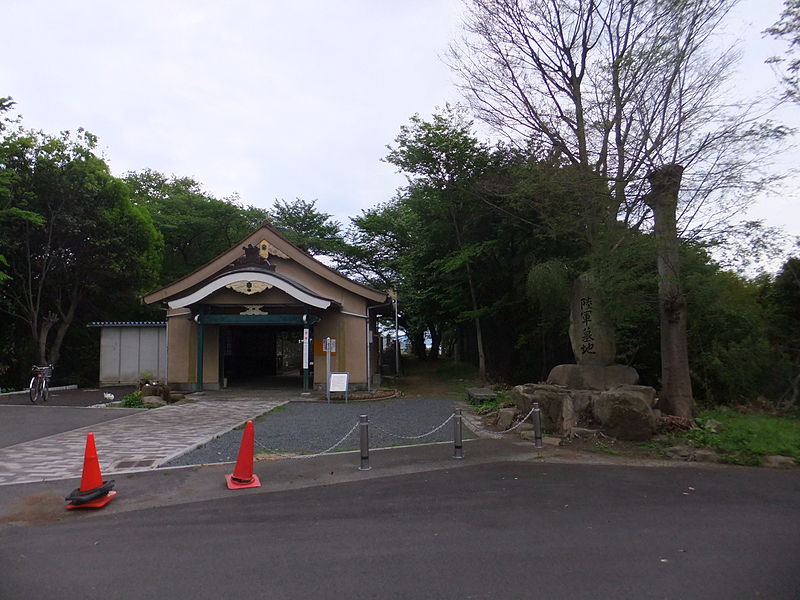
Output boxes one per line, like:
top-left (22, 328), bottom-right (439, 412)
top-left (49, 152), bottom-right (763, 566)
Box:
top-left (196, 319), bottom-right (205, 391)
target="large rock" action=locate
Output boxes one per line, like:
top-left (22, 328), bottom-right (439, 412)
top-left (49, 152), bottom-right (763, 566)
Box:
top-left (141, 383), bottom-right (171, 403)
top-left (510, 384), bottom-right (605, 436)
top-left (593, 387), bottom-right (656, 441)
top-left (510, 384), bottom-right (576, 435)
top-left (569, 274), bottom-right (616, 366)
top-left (547, 364), bottom-right (639, 391)
top-left (761, 455), bottom-right (797, 468)
top-left (496, 408), bottom-right (518, 430)
top-left (142, 395), bottom-right (166, 408)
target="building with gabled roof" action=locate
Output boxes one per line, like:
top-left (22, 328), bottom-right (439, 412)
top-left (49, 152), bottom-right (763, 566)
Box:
top-left (142, 221), bottom-right (389, 391)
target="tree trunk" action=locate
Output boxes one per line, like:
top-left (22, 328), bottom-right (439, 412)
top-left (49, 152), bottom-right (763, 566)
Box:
top-left (410, 328), bottom-right (427, 361)
top-left (465, 260), bottom-right (487, 381)
top-left (428, 323), bottom-right (442, 360)
top-left (644, 165), bottom-right (695, 418)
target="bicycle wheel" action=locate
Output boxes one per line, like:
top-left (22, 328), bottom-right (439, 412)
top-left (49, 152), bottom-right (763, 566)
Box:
top-left (41, 380), bottom-right (49, 402)
top-left (29, 377), bottom-right (39, 404)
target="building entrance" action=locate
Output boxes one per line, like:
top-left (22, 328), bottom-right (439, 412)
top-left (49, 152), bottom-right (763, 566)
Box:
top-left (221, 326), bottom-right (305, 387)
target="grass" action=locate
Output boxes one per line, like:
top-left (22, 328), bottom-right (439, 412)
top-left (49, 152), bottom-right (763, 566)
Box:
top-left (652, 408), bottom-right (800, 466)
top-left (694, 408), bottom-right (800, 465)
top-left (393, 357), bottom-right (481, 397)
top-left (592, 440), bottom-right (621, 456)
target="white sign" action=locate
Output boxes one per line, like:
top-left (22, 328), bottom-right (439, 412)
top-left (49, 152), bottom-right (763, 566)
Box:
top-left (323, 338), bottom-right (336, 352)
top-left (302, 328), bottom-right (309, 369)
top-left (329, 372), bottom-right (349, 392)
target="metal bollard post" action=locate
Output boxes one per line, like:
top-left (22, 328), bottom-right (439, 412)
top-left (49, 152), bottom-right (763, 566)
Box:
top-left (453, 408), bottom-right (464, 459)
top-left (359, 414), bottom-right (371, 470)
top-left (532, 402), bottom-right (543, 448)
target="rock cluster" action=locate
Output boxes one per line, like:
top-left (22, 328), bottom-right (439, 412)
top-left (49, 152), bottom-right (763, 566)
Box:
top-left (510, 382), bottom-right (659, 441)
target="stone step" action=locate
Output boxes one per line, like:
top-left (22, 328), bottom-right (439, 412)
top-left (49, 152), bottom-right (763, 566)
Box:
top-left (466, 387), bottom-right (497, 402)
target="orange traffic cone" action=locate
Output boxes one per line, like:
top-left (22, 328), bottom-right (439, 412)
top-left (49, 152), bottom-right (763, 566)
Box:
top-left (225, 420), bottom-right (261, 489)
top-left (65, 432), bottom-right (117, 509)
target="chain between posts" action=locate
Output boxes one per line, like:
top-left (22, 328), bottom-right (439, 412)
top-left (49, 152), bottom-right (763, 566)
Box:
top-left (371, 414), bottom-right (455, 441)
top-left (468, 402), bottom-right (539, 435)
top-left (254, 422), bottom-right (359, 460)
top-left (253, 403), bottom-right (536, 462)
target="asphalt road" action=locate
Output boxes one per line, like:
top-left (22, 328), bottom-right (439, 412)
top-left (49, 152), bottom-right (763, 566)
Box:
top-left (1, 461), bottom-right (798, 600)
top-left (0, 385), bottom-right (134, 407)
top-left (0, 405), bottom-right (143, 448)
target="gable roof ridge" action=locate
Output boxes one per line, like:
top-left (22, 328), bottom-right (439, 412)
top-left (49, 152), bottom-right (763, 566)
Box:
top-left (142, 220), bottom-right (386, 305)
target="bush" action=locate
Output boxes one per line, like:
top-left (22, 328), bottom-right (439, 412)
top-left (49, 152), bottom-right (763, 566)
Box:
top-left (122, 390), bottom-right (143, 408)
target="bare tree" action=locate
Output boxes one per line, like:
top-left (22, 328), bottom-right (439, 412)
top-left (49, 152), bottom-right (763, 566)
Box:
top-left (449, 0), bottom-right (788, 415)
top-left (449, 0), bottom-right (786, 236)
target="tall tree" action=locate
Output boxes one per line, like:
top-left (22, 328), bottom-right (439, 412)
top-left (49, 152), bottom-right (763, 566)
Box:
top-left (385, 107), bottom-right (494, 379)
top-left (449, 0), bottom-right (788, 414)
top-left (0, 97), bottom-right (42, 282)
top-left (449, 0), bottom-right (785, 232)
top-left (643, 165), bottom-right (694, 417)
top-left (0, 129), bottom-right (162, 365)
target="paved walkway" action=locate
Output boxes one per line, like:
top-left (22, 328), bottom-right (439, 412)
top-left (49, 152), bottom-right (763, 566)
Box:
top-left (0, 400), bottom-right (285, 485)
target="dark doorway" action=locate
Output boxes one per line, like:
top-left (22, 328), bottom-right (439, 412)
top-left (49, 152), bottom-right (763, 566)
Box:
top-left (221, 326), bottom-right (304, 388)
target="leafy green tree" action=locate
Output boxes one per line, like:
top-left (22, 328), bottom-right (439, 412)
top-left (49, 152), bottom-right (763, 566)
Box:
top-left (269, 198), bottom-right (345, 256)
top-left (385, 106), bottom-right (495, 378)
top-left (0, 129), bottom-right (162, 367)
top-left (764, 256), bottom-right (800, 404)
top-left (0, 97), bottom-right (42, 282)
top-left (125, 170), bottom-right (268, 284)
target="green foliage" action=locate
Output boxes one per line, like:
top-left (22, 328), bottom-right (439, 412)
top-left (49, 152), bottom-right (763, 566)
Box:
top-left (122, 390), bottom-right (143, 408)
top-left (527, 259), bottom-right (571, 328)
top-left (269, 198), bottom-right (345, 256)
top-left (0, 128), bottom-right (163, 369)
top-left (683, 409), bottom-right (800, 465)
top-left (125, 169), bottom-right (267, 285)
top-left (468, 389), bottom-right (513, 415)
top-left (435, 360), bottom-right (477, 380)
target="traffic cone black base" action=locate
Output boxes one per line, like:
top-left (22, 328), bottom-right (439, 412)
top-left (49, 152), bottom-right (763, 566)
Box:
top-left (225, 473), bottom-right (261, 490)
top-left (67, 490), bottom-right (117, 510)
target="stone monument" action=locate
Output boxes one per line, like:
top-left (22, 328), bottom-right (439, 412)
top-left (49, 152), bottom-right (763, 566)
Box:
top-left (509, 273), bottom-right (658, 441)
top-left (547, 273), bottom-right (638, 390)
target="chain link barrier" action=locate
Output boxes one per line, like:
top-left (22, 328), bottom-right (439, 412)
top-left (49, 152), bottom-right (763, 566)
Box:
top-left (254, 422), bottom-right (359, 460)
top-left (250, 403), bottom-right (534, 463)
top-left (466, 402), bottom-right (538, 435)
top-left (371, 414), bottom-right (454, 441)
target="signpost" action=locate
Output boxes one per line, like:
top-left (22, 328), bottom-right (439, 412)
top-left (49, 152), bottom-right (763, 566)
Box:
top-left (328, 372), bottom-right (349, 403)
top-left (324, 337), bottom-right (335, 402)
top-left (302, 327), bottom-right (310, 391)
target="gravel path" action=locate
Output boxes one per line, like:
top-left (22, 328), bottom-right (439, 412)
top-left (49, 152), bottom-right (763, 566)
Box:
top-left (164, 397), bottom-right (475, 466)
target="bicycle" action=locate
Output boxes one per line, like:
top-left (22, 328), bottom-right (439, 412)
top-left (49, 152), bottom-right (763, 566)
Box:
top-left (29, 364), bottom-right (53, 404)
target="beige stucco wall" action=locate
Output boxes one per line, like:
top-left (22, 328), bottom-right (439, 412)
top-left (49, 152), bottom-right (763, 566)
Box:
top-left (166, 310), bottom-right (220, 390)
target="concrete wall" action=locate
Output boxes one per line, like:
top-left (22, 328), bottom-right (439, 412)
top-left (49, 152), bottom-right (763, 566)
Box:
top-left (99, 326), bottom-right (167, 385)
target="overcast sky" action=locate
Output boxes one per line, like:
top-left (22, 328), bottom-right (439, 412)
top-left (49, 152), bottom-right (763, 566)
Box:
top-left (2, 0), bottom-right (798, 255)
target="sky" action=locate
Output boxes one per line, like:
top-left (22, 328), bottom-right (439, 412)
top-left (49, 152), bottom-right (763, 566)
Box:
top-left (2, 0), bottom-right (798, 260)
